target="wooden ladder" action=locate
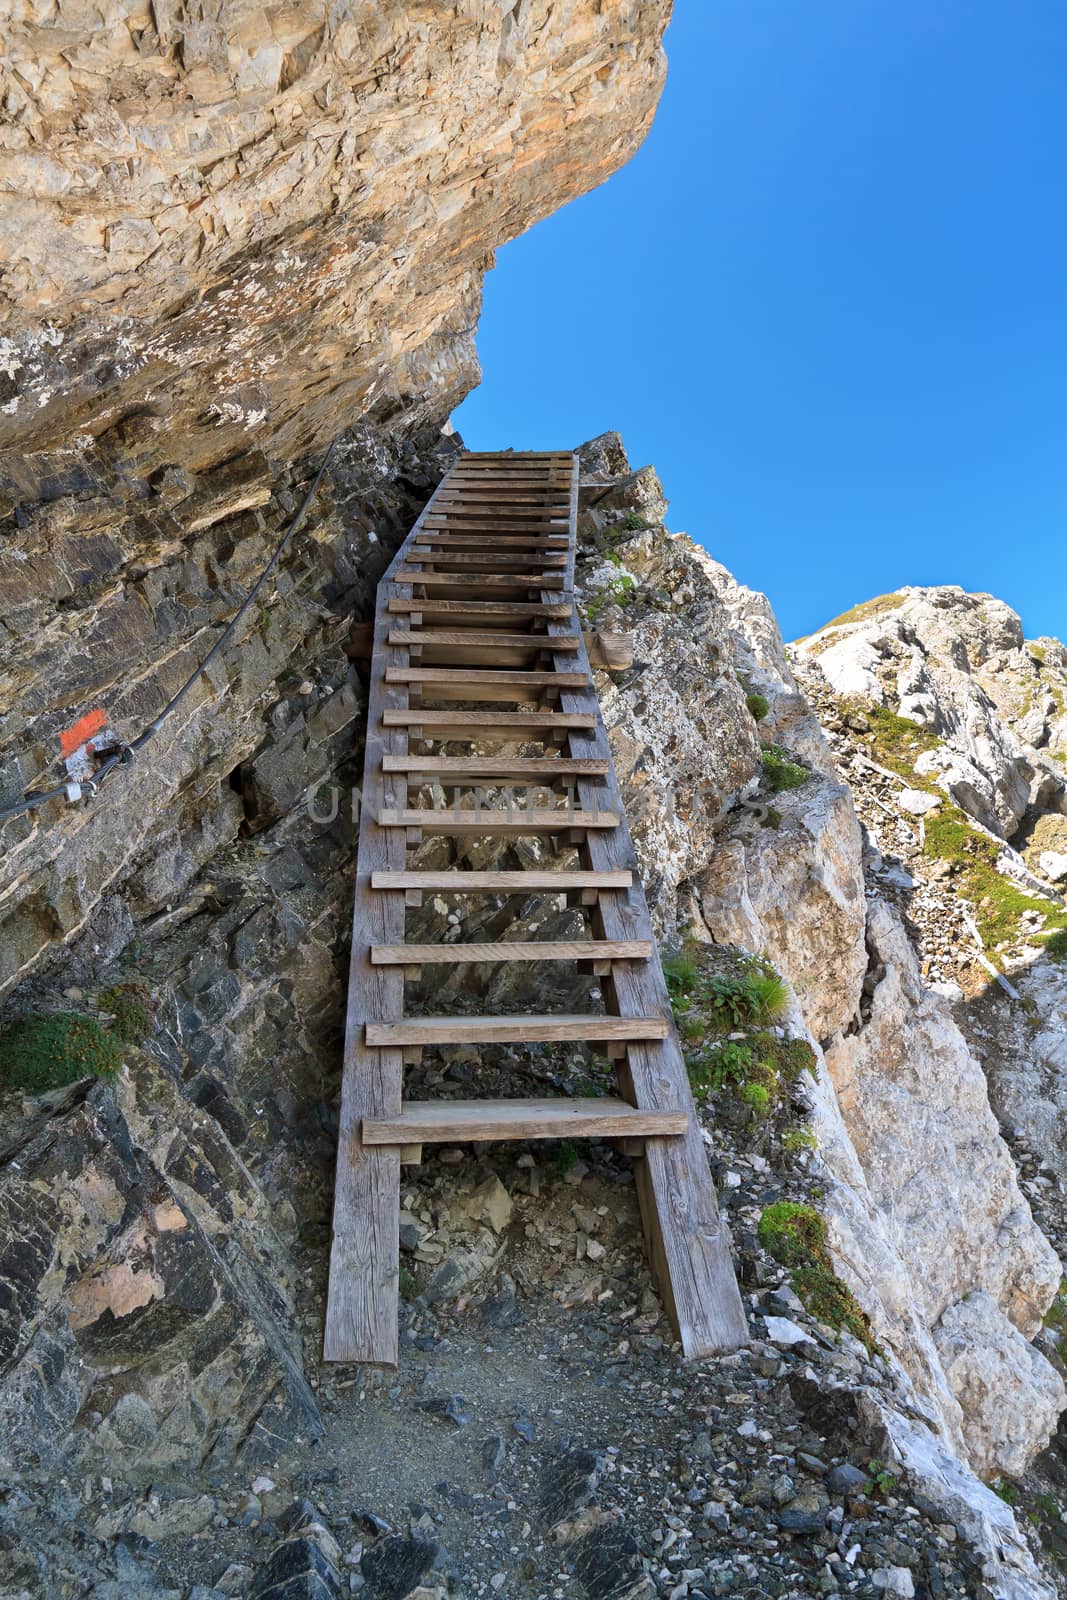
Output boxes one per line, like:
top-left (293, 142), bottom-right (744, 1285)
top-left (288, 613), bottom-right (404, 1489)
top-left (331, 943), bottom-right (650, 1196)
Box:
top-left (324, 451), bottom-right (747, 1364)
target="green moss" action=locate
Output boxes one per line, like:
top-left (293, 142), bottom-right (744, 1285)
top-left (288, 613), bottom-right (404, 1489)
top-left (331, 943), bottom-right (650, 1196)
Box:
top-left (585, 570), bottom-right (636, 625)
top-left (761, 744), bottom-right (810, 793)
top-left (758, 1201), bottom-right (829, 1265)
top-left (818, 593), bottom-right (906, 631)
top-left (782, 1124), bottom-right (818, 1154)
top-left (549, 1141), bottom-right (580, 1181)
top-left (851, 700), bottom-right (940, 782)
top-left (746, 691), bottom-right (770, 723)
top-left (98, 984), bottom-right (154, 1044)
top-left (1044, 1280), bottom-right (1067, 1336)
top-left (0, 1012), bottom-right (123, 1094)
top-left (924, 805), bottom-right (1067, 955)
top-left (758, 1200), bottom-right (877, 1353)
top-left (620, 510), bottom-right (649, 531)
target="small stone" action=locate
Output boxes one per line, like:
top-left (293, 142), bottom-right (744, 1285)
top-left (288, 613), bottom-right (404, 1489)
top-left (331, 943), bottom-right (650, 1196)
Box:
top-left (418, 1394), bottom-right (470, 1426)
top-left (826, 1462), bottom-right (871, 1494)
top-left (873, 1567), bottom-right (916, 1598)
top-left (897, 788), bottom-right (941, 816)
top-left (763, 1315), bottom-right (811, 1347)
top-left (481, 1436), bottom-right (506, 1475)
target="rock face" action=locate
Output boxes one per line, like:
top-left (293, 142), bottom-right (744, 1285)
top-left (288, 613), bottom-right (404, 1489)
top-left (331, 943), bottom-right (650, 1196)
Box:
top-left (794, 586), bottom-right (1067, 837)
top-left (574, 442), bottom-right (1064, 1496)
top-left (0, 10), bottom-right (1063, 1580)
top-left (1, 1), bottom-right (669, 489)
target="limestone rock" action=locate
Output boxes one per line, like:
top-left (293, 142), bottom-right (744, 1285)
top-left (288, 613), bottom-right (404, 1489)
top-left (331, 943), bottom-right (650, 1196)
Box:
top-left (933, 1292), bottom-right (1066, 1479)
top-left (794, 587), bottom-right (1053, 837)
top-left (1, 3), bottom-right (670, 492)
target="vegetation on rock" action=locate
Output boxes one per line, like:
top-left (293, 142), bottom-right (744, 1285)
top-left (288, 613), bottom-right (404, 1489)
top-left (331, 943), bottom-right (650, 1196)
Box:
top-left (98, 984), bottom-right (155, 1043)
top-left (759, 1200), bottom-right (878, 1353)
top-left (760, 743), bottom-right (810, 793)
top-left (0, 1012), bottom-right (124, 1094)
top-left (924, 805), bottom-right (1067, 957)
top-left (664, 945), bottom-right (815, 1129)
top-left (746, 691), bottom-right (770, 723)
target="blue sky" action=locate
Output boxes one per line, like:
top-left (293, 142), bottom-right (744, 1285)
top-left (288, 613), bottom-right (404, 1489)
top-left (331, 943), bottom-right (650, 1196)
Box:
top-left (453, 0), bottom-right (1067, 643)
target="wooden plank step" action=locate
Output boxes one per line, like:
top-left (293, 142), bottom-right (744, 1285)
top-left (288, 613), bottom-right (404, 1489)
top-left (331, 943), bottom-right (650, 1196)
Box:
top-left (376, 807), bottom-right (619, 833)
top-left (371, 939), bottom-right (651, 965)
top-left (382, 709), bottom-right (594, 732)
top-left (394, 570), bottom-right (566, 590)
top-left (387, 630), bottom-right (579, 651)
top-left (434, 488), bottom-right (572, 502)
top-left (385, 668), bottom-right (590, 689)
top-left (365, 1013), bottom-right (669, 1046)
top-left (363, 1097), bottom-right (687, 1145)
top-left (371, 869), bottom-right (633, 892)
top-left (424, 515), bottom-right (570, 531)
top-left (386, 600), bottom-right (573, 620)
top-left (380, 755), bottom-right (606, 777)
top-left (406, 551), bottom-right (568, 570)
top-left (413, 534), bottom-right (570, 549)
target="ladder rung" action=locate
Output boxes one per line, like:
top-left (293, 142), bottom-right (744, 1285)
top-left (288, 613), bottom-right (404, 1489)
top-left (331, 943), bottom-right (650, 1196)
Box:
top-left (370, 870), bottom-right (633, 892)
top-left (406, 552), bottom-right (569, 569)
top-left (375, 807), bottom-right (618, 833)
top-left (386, 600), bottom-right (573, 619)
top-left (394, 570), bottom-right (566, 589)
top-left (362, 1097), bottom-right (686, 1145)
top-left (413, 535), bottom-right (570, 549)
top-left (365, 1014), bottom-right (670, 1046)
top-left (385, 668), bottom-right (589, 689)
top-left (387, 630), bottom-right (579, 651)
top-left (380, 756), bottom-right (607, 778)
top-left (370, 939), bottom-right (651, 965)
top-left (381, 710), bottom-right (595, 730)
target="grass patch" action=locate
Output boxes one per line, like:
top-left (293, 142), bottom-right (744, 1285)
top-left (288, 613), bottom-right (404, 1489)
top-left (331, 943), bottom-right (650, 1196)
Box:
top-left (0, 1012), bottom-right (124, 1094)
top-left (758, 1200), bottom-right (877, 1353)
top-left (98, 984), bottom-right (154, 1044)
top-left (761, 744), bottom-right (810, 793)
top-left (818, 593), bottom-right (906, 631)
top-left (924, 805), bottom-right (1067, 955)
top-left (846, 700), bottom-right (940, 782)
top-left (746, 691), bottom-right (770, 723)
top-left (665, 944), bottom-right (815, 1134)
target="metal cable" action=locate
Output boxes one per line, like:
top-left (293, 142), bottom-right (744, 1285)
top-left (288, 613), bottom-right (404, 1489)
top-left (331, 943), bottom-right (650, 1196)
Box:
top-left (0, 439), bottom-right (337, 826)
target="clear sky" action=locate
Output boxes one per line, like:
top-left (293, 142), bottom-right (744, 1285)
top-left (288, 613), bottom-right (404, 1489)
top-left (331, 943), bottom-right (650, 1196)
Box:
top-left (453, 0), bottom-right (1067, 644)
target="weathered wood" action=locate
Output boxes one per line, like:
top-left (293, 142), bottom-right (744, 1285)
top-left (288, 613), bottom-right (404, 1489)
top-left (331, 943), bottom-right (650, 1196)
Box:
top-left (375, 807), bottom-right (619, 834)
top-left (323, 581), bottom-right (411, 1369)
top-left (381, 709), bottom-right (595, 732)
top-left (371, 939), bottom-right (651, 965)
top-left (366, 1014), bottom-right (670, 1046)
top-left (584, 630), bottom-right (636, 671)
top-left (387, 630), bottom-right (579, 651)
top-left (413, 534), bottom-right (571, 548)
top-left (541, 480), bottom-right (748, 1356)
top-left (406, 551), bottom-right (569, 570)
top-left (380, 755), bottom-right (607, 777)
top-left (394, 569), bottom-right (567, 590)
top-left (363, 1098), bottom-right (687, 1145)
top-left (386, 599), bottom-right (573, 621)
top-left (385, 667), bottom-right (590, 689)
top-left (327, 447), bottom-right (744, 1369)
top-left (370, 869), bottom-right (633, 892)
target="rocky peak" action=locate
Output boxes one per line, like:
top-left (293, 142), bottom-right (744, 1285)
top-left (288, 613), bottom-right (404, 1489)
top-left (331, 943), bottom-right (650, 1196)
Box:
top-left (795, 584), bottom-right (1067, 839)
